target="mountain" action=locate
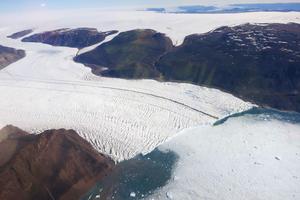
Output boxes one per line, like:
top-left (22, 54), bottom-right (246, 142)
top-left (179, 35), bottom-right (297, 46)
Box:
top-left (0, 45), bottom-right (25, 70)
top-left (157, 23), bottom-right (300, 112)
top-left (146, 3), bottom-right (300, 13)
top-left (74, 29), bottom-right (173, 78)
top-left (0, 125), bottom-right (114, 200)
top-left (14, 23), bottom-right (300, 112)
top-left (22, 28), bottom-right (118, 48)
top-left (7, 29), bottom-right (33, 39)
top-left (73, 23), bottom-right (300, 112)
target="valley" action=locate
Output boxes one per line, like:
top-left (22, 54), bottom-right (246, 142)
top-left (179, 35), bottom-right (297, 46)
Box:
top-left (0, 9), bottom-right (299, 200)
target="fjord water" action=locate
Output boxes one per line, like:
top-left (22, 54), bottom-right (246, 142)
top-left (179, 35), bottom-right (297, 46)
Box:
top-left (83, 108), bottom-right (300, 200)
top-left (81, 149), bottom-right (178, 200)
top-left (214, 107), bottom-right (300, 126)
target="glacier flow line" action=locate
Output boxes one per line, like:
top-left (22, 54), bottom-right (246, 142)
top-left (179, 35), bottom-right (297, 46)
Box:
top-left (0, 77), bottom-right (219, 120)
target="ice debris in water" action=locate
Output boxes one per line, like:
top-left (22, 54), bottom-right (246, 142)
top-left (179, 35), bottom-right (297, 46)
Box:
top-left (130, 192), bottom-right (136, 198)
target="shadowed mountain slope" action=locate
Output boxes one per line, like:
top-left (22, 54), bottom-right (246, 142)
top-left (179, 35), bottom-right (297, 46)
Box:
top-left (0, 45), bottom-right (25, 70)
top-left (7, 29), bottom-right (33, 39)
top-left (157, 23), bottom-right (300, 111)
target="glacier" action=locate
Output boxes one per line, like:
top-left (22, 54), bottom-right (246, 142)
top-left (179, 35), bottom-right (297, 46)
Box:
top-left (0, 10), bottom-right (299, 161)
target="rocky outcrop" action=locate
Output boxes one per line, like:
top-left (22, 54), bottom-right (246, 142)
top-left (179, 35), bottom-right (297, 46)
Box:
top-left (0, 125), bottom-right (114, 200)
top-left (7, 29), bottom-right (33, 39)
top-left (74, 29), bottom-right (173, 78)
top-left (157, 23), bottom-right (300, 112)
top-left (22, 28), bottom-right (118, 48)
top-left (0, 45), bottom-right (25, 70)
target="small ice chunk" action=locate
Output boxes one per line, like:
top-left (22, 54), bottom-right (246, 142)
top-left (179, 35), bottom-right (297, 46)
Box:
top-left (130, 192), bottom-right (136, 197)
top-left (166, 192), bottom-right (173, 199)
top-left (173, 176), bottom-right (179, 181)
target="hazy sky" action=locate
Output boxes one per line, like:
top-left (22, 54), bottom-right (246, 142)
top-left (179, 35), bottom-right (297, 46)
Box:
top-left (1, 0), bottom-right (300, 12)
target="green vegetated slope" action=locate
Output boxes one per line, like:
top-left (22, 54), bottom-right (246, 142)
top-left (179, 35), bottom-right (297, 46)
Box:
top-left (75, 29), bottom-right (173, 78)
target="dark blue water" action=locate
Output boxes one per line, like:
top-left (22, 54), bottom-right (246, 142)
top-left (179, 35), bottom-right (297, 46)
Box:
top-left (147, 3), bottom-right (300, 13)
top-left (81, 149), bottom-right (178, 200)
top-left (214, 107), bottom-right (300, 126)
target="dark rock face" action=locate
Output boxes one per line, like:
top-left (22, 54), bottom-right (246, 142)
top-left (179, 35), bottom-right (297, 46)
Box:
top-left (0, 126), bottom-right (114, 200)
top-left (22, 28), bottom-right (118, 48)
top-left (0, 125), bottom-right (29, 166)
top-left (0, 45), bottom-right (25, 70)
top-left (7, 29), bottom-right (33, 39)
top-left (74, 29), bottom-right (173, 78)
top-left (157, 23), bottom-right (300, 111)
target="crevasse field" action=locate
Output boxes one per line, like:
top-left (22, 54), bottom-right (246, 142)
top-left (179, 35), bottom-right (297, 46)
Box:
top-left (0, 10), bottom-right (299, 199)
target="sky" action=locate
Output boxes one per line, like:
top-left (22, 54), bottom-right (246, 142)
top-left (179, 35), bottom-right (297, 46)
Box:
top-left (1, 0), bottom-right (300, 12)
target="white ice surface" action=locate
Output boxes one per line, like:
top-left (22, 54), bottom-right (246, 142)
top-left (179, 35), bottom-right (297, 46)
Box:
top-left (148, 115), bottom-right (300, 200)
top-left (0, 10), bottom-right (298, 161)
top-left (77, 32), bottom-right (119, 55)
top-left (1, 10), bottom-right (300, 46)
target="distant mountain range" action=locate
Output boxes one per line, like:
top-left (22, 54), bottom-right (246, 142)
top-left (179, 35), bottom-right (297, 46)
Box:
top-left (146, 3), bottom-right (300, 13)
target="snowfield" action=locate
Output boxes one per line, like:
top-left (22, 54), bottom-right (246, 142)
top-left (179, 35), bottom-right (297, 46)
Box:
top-left (1, 10), bottom-right (300, 46)
top-left (147, 111), bottom-right (300, 200)
top-left (0, 10), bottom-right (299, 161)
